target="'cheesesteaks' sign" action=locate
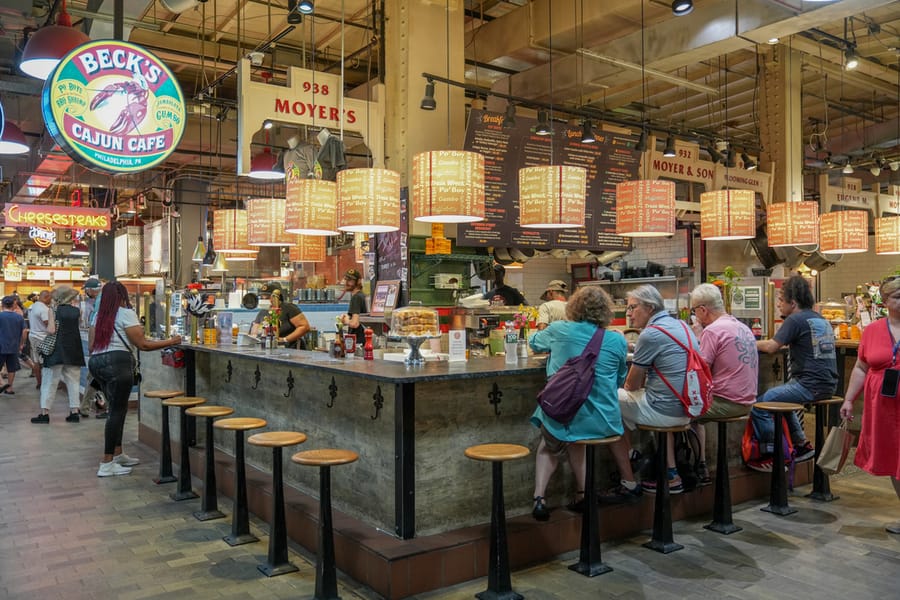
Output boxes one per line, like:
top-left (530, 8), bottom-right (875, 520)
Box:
top-left (42, 40), bottom-right (185, 173)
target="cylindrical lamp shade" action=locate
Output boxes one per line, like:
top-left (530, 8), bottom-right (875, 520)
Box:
top-left (615, 180), bottom-right (676, 237)
top-left (285, 179), bottom-right (338, 235)
top-left (766, 201), bottom-right (819, 246)
top-left (700, 189), bottom-right (756, 240)
top-left (412, 150), bottom-right (485, 223)
top-left (875, 217), bottom-right (900, 255)
top-left (337, 168), bottom-right (401, 233)
top-left (819, 210), bottom-right (868, 254)
top-left (289, 235), bottom-right (327, 262)
top-left (247, 198), bottom-right (294, 246)
top-left (212, 209), bottom-right (255, 254)
top-left (518, 165), bottom-right (586, 228)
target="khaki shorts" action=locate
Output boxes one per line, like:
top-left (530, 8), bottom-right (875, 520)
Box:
top-left (618, 388), bottom-right (690, 431)
top-left (695, 396), bottom-right (751, 422)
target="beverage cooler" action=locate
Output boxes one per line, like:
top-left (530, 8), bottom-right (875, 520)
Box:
top-left (730, 276), bottom-right (781, 339)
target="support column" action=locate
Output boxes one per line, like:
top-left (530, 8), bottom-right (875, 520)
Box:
top-left (385, 0), bottom-right (466, 237)
top-left (173, 179), bottom-right (208, 288)
top-left (759, 46), bottom-right (803, 205)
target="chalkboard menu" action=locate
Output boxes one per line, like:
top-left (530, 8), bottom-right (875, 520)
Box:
top-left (458, 109), bottom-right (640, 251)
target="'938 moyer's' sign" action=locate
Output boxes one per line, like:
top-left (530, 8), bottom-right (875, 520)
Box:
top-left (42, 40), bottom-right (185, 173)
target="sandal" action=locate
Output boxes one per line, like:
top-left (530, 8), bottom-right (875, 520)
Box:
top-left (532, 496), bottom-right (550, 522)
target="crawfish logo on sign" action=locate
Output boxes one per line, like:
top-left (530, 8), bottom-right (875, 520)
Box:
top-left (42, 40), bottom-right (185, 174)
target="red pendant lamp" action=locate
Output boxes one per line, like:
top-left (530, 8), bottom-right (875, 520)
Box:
top-left (20, 0), bottom-right (91, 80)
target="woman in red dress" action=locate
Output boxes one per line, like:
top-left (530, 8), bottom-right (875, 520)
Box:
top-left (841, 276), bottom-right (900, 534)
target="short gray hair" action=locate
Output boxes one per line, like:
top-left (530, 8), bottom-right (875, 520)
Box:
top-left (690, 283), bottom-right (725, 312)
top-left (627, 284), bottom-right (665, 313)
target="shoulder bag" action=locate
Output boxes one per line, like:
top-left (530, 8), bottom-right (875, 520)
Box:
top-left (37, 332), bottom-right (57, 358)
top-left (536, 327), bottom-right (605, 425)
top-left (114, 328), bottom-right (142, 384)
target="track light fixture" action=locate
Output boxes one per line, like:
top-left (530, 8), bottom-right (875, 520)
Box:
top-left (891, 161), bottom-right (900, 172)
top-left (842, 161), bottom-right (854, 174)
top-left (535, 109), bottom-right (552, 136)
top-left (263, 119), bottom-right (273, 130)
top-left (741, 152), bottom-right (756, 170)
top-left (580, 120), bottom-right (596, 144)
top-left (725, 148), bottom-right (737, 168)
top-left (844, 47), bottom-right (859, 70)
top-left (635, 129), bottom-right (648, 153)
top-left (298, 0), bottom-right (314, 14)
top-left (672, 0), bottom-right (694, 17)
top-left (503, 103), bottom-right (516, 129)
top-left (705, 145), bottom-right (723, 164)
top-left (420, 79), bottom-right (436, 110)
top-left (662, 135), bottom-right (676, 157)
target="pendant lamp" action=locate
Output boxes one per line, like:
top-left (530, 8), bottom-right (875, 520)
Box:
top-left (337, 168), bottom-right (401, 233)
top-left (875, 216), bottom-right (900, 255)
top-left (412, 150), bottom-right (485, 223)
top-left (285, 179), bottom-right (338, 235)
top-left (0, 120), bottom-right (30, 154)
top-left (766, 201), bottom-right (819, 247)
top-left (289, 235), bottom-right (327, 262)
top-left (201, 233), bottom-right (217, 265)
top-left (210, 251), bottom-right (228, 272)
top-left (248, 147), bottom-right (284, 180)
top-left (247, 197), bottom-right (293, 246)
top-left (191, 236), bottom-right (205, 261)
top-left (19, 0), bottom-right (90, 80)
top-left (700, 189), bottom-right (756, 240)
top-left (615, 180), bottom-right (676, 237)
top-left (518, 165), bottom-right (587, 228)
top-left (213, 208), bottom-right (256, 255)
top-left (819, 210), bottom-right (868, 253)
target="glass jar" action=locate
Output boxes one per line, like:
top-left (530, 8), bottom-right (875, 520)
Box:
top-left (390, 302), bottom-right (440, 338)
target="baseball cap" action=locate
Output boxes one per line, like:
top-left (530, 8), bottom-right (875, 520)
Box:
top-left (344, 268), bottom-right (362, 281)
top-left (541, 280), bottom-right (568, 300)
top-left (83, 277), bottom-right (102, 290)
top-left (258, 281), bottom-right (282, 296)
top-left (1, 295), bottom-right (16, 307)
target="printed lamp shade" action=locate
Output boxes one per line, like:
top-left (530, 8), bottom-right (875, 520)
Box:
top-left (412, 150), bottom-right (485, 223)
top-left (212, 209), bottom-right (256, 254)
top-left (615, 180), bottom-right (676, 237)
top-left (289, 235), bottom-right (327, 262)
top-left (285, 179), bottom-right (338, 235)
top-left (518, 165), bottom-right (586, 228)
top-left (337, 168), bottom-right (401, 233)
top-left (247, 197), bottom-right (293, 246)
top-left (766, 201), bottom-right (819, 247)
top-left (874, 216), bottom-right (900, 255)
top-left (819, 210), bottom-right (869, 254)
top-left (700, 189), bottom-right (756, 240)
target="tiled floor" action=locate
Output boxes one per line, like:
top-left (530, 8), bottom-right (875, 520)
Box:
top-left (1, 379), bottom-right (898, 599)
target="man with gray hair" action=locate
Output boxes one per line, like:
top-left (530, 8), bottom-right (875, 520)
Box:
top-left (600, 284), bottom-right (694, 503)
top-left (28, 289), bottom-right (52, 389)
top-left (688, 283), bottom-right (759, 483)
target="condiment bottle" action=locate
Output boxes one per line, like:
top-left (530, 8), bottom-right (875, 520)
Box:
top-left (364, 328), bottom-right (374, 360)
top-left (751, 318), bottom-right (762, 340)
top-left (333, 332), bottom-right (345, 358)
top-left (504, 322), bottom-right (518, 365)
top-left (232, 323), bottom-right (239, 344)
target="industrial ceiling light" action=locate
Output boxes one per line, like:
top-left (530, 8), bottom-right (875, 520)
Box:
top-left (19, 0), bottom-right (91, 80)
top-left (580, 120), bottom-right (596, 144)
top-left (201, 234), bottom-right (217, 265)
top-left (70, 240), bottom-right (89, 256)
top-left (248, 147), bottom-right (284, 180)
top-left (210, 251), bottom-right (228, 272)
top-left (263, 119), bottom-right (273, 130)
top-left (672, 0), bottom-right (693, 17)
top-left (535, 109), bottom-right (552, 135)
top-left (503, 103), bottom-right (516, 129)
top-left (191, 236), bottom-right (205, 261)
top-left (871, 162), bottom-right (882, 177)
top-left (890, 160), bottom-right (900, 172)
top-left (298, 0), bottom-right (314, 14)
top-left (0, 120), bottom-right (30, 154)
top-left (725, 148), bottom-right (737, 168)
top-left (635, 129), bottom-right (648, 152)
top-left (844, 47), bottom-right (859, 70)
top-left (842, 161), bottom-right (854, 174)
top-left (662, 135), bottom-right (676, 157)
top-left (741, 152), bottom-right (757, 170)
top-left (420, 79), bottom-right (436, 110)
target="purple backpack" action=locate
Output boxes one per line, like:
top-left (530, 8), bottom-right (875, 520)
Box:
top-left (536, 328), bottom-right (605, 425)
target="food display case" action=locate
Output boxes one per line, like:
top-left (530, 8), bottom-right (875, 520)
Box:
top-left (389, 302), bottom-right (440, 365)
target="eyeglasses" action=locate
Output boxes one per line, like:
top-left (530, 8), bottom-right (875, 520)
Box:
top-left (625, 304), bottom-right (641, 313)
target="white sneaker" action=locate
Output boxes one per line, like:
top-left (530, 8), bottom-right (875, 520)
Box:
top-left (114, 453), bottom-right (140, 467)
top-left (97, 461), bottom-right (132, 477)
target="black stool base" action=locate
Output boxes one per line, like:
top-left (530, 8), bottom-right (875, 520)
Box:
top-left (153, 475), bottom-right (177, 484)
top-left (761, 504), bottom-right (797, 516)
top-left (643, 540), bottom-right (684, 554)
top-left (475, 591), bottom-right (524, 600)
top-left (224, 533), bottom-right (259, 546)
top-left (258, 562), bottom-right (298, 578)
top-left (806, 491), bottom-right (838, 502)
top-left (170, 490), bottom-right (199, 501)
top-left (568, 561), bottom-right (613, 577)
top-left (704, 521), bottom-right (742, 535)
top-left (193, 509), bottom-right (226, 521)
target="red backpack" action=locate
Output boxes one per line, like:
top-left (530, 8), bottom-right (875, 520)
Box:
top-left (649, 321), bottom-right (713, 418)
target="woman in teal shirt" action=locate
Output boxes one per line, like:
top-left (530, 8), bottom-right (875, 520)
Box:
top-left (529, 286), bottom-right (627, 520)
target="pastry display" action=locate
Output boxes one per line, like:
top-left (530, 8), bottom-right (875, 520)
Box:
top-left (390, 304), bottom-right (440, 338)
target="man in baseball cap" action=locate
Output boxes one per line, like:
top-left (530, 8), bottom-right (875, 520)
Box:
top-left (537, 279), bottom-right (568, 329)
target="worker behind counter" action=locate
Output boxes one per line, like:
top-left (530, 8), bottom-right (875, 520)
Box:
top-left (482, 264), bottom-right (526, 307)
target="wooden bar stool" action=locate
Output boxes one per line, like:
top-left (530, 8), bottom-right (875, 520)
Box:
top-left (703, 415), bottom-right (749, 535)
top-left (637, 423), bottom-right (691, 554)
top-left (805, 396), bottom-right (844, 502)
top-left (755, 401), bottom-right (804, 516)
top-left (569, 435), bottom-right (620, 577)
top-left (185, 405), bottom-right (235, 521)
top-left (293, 448), bottom-right (359, 599)
top-left (213, 417), bottom-right (268, 546)
top-left (248, 431), bottom-right (308, 577)
top-left (161, 396), bottom-right (206, 501)
top-left (144, 390), bottom-right (184, 484)
top-left (464, 443), bottom-right (530, 600)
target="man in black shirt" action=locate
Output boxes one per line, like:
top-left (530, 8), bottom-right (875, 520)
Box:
top-left (340, 269), bottom-right (368, 345)
top-left (482, 264), bottom-right (527, 306)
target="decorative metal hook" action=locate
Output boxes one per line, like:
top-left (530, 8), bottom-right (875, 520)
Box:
top-left (283, 370), bottom-right (295, 398)
top-left (327, 376), bottom-right (337, 408)
top-left (225, 360), bottom-right (233, 383)
top-left (371, 385), bottom-right (384, 420)
top-left (251, 363), bottom-right (262, 390)
top-left (488, 382), bottom-right (503, 416)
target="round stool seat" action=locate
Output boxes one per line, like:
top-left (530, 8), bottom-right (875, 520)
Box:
top-left (292, 448), bottom-right (359, 467)
top-left (464, 443), bottom-right (529, 462)
top-left (186, 405), bottom-right (235, 418)
top-left (574, 435), bottom-right (621, 446)
top-left (162, 396), bottom-right (206, 408)
top-left (214, 417), bottom-right (267, 431)
top-left (144, 390), bottom-right (185, 400)
top-left (706, 415), bottom-right (750, 423)
top-left (637, 423), bottom-right (691, 433)
top-left (249, 431), bottom-right (307, 448)
top-left (754, 401), bottom-right (804, 412)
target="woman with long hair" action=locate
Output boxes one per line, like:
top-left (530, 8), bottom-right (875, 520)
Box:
top-left (89, 281), bottom-right (181, 477)
top-left (31, 287), bottom-right (84, 424)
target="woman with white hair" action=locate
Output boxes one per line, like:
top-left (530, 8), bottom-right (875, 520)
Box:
top-left (31, 287), bottom-right (85, 424)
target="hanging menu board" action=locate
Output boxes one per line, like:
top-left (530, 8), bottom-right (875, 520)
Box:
top-left (458, 109), bottom-right (639, 251)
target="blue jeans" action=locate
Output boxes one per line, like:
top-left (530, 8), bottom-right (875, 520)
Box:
top-left (750, 380), bottom-right (812, 453)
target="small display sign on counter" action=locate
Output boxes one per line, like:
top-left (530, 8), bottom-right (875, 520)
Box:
top-left (448, 330), bottom-right (467, 362)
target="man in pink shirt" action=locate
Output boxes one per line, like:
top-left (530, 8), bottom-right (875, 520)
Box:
top-left (689, 283), bottom-right (759, 483)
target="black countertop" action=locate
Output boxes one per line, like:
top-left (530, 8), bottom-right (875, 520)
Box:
top-left (179, 343), bottom-right (546, 383)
